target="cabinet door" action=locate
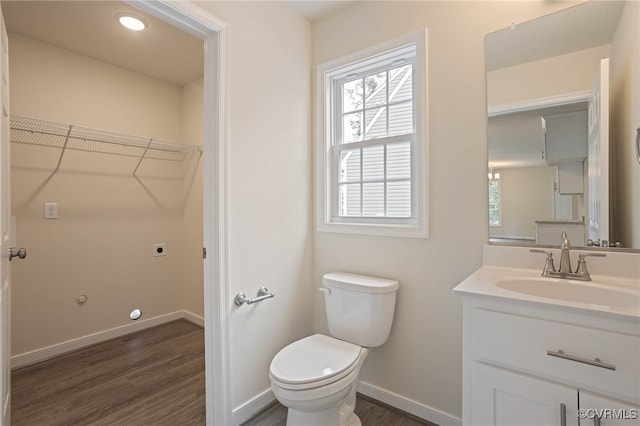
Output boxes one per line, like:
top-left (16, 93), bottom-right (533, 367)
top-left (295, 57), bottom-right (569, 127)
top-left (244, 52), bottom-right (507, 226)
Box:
top-left (471, 363), bottom-right (578, 426)
top-left (557, 161), bottom-right (584, 194)
top-left (579, 391), bottom-right (639, 426)
top-left (544, 110), bottom-right (588, 163)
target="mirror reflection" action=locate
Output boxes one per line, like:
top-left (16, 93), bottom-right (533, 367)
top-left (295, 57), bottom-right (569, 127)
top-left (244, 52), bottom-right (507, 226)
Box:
top-left (486, 1), bottom-right (639, 249)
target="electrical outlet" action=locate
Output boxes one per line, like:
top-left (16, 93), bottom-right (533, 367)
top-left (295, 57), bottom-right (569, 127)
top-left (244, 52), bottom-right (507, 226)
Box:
top-left (153, 243), bottom-right (166, 257)
top-left (44, 203), bottom-right (58, 219)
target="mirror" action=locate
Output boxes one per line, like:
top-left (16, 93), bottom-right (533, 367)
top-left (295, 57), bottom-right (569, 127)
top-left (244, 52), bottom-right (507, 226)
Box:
top-left (486, 1), bottom-right (640, 250)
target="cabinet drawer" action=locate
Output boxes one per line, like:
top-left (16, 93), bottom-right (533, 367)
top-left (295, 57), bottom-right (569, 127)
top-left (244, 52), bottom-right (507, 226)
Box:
top-left (472, 308), bottom-right (640, 402)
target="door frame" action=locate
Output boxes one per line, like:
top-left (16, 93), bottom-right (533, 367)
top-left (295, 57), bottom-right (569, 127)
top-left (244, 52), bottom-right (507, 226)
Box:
top-left (126, 2), bottom-right (231, 424)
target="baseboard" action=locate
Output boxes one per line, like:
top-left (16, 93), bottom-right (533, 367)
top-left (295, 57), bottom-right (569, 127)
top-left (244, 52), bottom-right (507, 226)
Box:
top-left (230, 381), bottom-right (461, 426)
top-left (232, 388), bottom-right (276, 426)
top-left (357, 381), bottom-right (462, 426)
top-left (182, 310), bottom-right (205, 327)
top-left (11, 310), bottom-right (202, 369)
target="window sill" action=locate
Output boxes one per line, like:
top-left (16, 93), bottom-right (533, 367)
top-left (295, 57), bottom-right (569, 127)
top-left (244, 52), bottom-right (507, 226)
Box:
top-left (318, 220), bottom-right (428, 239)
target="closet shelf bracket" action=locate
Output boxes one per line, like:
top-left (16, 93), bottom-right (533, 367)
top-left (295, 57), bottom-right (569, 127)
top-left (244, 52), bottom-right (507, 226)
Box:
top-left (133, 138), bottom-right (153, 177)
top-left (54, 125), bottom-right (73, 174)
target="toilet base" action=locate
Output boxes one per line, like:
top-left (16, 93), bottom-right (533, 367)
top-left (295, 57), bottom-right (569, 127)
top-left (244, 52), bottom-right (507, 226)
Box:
top-left (345, 413), bottom-right (362, 426)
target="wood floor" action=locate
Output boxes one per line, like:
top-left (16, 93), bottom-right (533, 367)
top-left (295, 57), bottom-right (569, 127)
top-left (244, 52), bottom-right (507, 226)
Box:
top-left (12, 321), bottom-right (437, 426)
top-left (11, 320), bottom-right (205, 425)
top-left (242, 395), bottom-right (437, 426)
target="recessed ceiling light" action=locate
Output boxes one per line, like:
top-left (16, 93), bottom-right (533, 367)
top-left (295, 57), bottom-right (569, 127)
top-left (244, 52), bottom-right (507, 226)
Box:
top-left (117, 13), bottom-right (147, 31)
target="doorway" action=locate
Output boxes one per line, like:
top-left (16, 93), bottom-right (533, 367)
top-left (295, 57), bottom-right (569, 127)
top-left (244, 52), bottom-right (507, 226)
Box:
top-left (0, 1), bottom-right (230, 424)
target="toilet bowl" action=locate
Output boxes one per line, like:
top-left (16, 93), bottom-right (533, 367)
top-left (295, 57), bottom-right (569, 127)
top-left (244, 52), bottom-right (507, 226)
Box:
top-left (270, 334), bottom-right (369, 426)
top-left (269, 273), bottom-right (399, 426)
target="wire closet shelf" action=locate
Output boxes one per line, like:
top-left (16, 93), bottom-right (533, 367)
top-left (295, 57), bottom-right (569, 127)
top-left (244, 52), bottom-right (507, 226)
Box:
top-left (9, 115), bottom-right (202, 176)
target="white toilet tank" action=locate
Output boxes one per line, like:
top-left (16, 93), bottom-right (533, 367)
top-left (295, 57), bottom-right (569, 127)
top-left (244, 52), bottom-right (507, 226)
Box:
top-left (322, 272), bottom-right (399, 348)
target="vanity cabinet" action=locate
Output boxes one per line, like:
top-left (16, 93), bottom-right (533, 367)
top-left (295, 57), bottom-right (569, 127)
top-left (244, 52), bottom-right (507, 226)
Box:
top-left (557, 161), bottom-right (584, 194)
top-left (544, 110), bottom-right (588, 163)
top-left (462, 297), bottom-right (640, 426)
top-left (472, 362), bottom-right (578, 425)
top-left (580, 392), bottom-right (640, 426)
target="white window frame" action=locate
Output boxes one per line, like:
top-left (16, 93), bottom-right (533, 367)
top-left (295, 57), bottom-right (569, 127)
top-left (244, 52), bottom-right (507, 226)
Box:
top-left (316, 29), bottom-right (429, 238)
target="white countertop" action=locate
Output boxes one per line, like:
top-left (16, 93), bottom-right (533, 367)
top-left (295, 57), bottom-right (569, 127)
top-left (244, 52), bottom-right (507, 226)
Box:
top-left (453, 245), bottom-right (640, 322)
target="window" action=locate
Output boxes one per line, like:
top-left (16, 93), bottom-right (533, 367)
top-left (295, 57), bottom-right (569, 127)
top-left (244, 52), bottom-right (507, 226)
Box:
top-left (316, 30), bottom-right (428, 238)
top-left (488, 178), bottom-right (501, 227)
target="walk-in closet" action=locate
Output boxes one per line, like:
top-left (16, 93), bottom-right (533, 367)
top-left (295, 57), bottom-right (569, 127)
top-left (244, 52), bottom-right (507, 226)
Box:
top-left (4, 1), bottom-right (206, 419)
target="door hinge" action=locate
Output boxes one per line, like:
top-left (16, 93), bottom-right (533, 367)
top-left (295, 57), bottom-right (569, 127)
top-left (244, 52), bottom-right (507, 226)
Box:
top-left (202, 247), bottom-right (207, 259)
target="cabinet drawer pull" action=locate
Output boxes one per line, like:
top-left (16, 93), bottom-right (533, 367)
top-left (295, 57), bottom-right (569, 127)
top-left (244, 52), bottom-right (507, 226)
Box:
top-left (560, 403), bottom-right (567, 426)
top-left (547, 349), bottom-right (616, 370)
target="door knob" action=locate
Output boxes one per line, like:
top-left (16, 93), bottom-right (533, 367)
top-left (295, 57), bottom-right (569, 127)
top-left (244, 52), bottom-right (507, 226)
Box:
top-left (9, 247), bottom-right (27, 261)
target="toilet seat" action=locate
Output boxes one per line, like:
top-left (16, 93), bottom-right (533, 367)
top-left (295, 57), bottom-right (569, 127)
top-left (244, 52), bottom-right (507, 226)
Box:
top-left (270, 334), bottom-right (362, 390)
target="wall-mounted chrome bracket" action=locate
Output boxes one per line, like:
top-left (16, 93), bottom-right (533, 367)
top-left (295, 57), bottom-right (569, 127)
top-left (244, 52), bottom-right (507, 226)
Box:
top-left (8, 247), bottom-right (27, 261)
top-left (234, 287), bottom-right (274, 306)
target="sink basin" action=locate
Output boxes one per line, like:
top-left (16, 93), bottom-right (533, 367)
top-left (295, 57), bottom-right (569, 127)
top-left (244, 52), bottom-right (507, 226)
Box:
top-left (496, 278), bottom-right (640, 309)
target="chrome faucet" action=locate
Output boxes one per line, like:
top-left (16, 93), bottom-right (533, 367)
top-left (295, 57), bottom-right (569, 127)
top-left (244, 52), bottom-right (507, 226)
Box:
top-left (530, 232), bottom-right (606, 281)
top-left (558, 231), bottom-right (572, 274)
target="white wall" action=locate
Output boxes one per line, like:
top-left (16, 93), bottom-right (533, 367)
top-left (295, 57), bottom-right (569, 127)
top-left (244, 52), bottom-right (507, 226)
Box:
top-left (311, 1), bottom-right (577, 422)
top-left (8, 33), bottom-right (200, 356)
top-left (610, 0), bottom-right (640, 248)
top-left (9, 33), bottom-right (182, 140)
top-left (195, 1), bottom-right (314, 412)
top-left (487, 45), bottom-right (610, 106)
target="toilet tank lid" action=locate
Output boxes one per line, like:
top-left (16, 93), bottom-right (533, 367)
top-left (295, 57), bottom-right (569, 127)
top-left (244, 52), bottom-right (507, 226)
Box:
top-left (322, 272), bottom-right (399, 294)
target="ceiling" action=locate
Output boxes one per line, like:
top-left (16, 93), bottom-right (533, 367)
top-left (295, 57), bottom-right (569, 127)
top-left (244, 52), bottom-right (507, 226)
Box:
top-left (486, 1), bottom-right (624, 71)
top-left (283, 0), bottom-right (357, 22)
top-left (2, 0), bottom-right (204, 86)
top-left (1, 0), bottom-right (357, 87)
top-left (5, 1), bottom-right (620, 87)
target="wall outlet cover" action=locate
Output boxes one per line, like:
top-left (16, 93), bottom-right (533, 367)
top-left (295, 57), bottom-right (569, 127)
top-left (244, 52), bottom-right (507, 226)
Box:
top-left (44, 202), bottom-right (58, 219)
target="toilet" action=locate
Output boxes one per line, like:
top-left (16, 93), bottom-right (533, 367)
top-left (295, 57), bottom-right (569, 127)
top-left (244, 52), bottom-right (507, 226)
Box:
top-left (269, 272), bottom-right (399, 426)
